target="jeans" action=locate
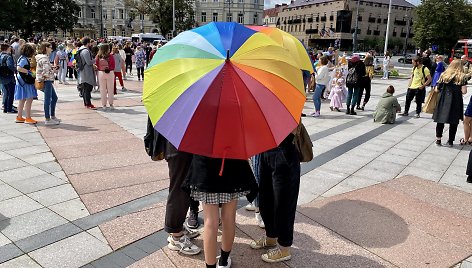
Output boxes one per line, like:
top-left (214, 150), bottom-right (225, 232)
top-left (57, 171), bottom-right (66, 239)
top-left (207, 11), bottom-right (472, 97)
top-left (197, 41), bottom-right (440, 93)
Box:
top-left (383, 67), bottom-right (388, 79)
top-left (126, 61), bottom-right (132, 74)
top-left (43, 81), bottom-right (57, 119)
top-left (357, 77), bottom-right (371, 106)
top-left (436, 123), bottom-right (458, 142)
top-left (81, 83), bottom-right (93, 106)
top-left (313, 84), bottom-right (325, 112)
top-left (346, 87), bottom-right (360, 108)
top-left (250, 154), bottom-right (262, 207)
top-left (165, 151), bottom-right (193, 233)
top-left (137, 67), bottom-right (144, 80)
top-left (404, 88), bottom-right (426, 115)
top-left (1, 81), bottom-right (15, 112)
top-left (259, 140), bottom-right (300, 247)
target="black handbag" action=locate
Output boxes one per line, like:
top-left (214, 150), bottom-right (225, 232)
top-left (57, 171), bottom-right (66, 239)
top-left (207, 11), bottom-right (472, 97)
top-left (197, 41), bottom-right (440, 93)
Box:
top-left (144, 116), bottom-right (168, 161)
top-left (17, 56), bottom-right (35, 84)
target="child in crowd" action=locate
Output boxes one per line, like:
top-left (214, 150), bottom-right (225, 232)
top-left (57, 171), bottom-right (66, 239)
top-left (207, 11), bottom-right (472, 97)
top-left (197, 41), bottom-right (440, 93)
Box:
top-left (328, 70), bottom-right (347, 112)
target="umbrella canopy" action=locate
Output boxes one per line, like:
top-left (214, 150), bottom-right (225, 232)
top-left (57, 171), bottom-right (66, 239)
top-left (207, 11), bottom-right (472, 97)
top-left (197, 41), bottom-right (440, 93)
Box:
top-left (247, 26), bottom-right (314, 73)
top-left (143, 22), bottom-right (307, 159)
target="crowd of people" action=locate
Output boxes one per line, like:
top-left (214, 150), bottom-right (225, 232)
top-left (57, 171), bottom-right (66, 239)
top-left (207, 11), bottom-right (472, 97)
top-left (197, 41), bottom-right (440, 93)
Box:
top-left (0, 35), bottom-right (164, 125)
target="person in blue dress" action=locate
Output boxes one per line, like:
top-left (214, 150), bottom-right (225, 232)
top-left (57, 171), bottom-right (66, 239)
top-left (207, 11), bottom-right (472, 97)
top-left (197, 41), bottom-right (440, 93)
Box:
top-left (431, 55), bottom-right (447, 88)
top-left (14, 43), bottom-right (38, 124)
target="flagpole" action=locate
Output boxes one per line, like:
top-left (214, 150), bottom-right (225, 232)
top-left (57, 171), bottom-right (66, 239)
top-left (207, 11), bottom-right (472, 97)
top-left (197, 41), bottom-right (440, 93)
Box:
top-left (384, 0), bottom-right (393, 55)
top-left (353, 0), bottom-right (360, 52)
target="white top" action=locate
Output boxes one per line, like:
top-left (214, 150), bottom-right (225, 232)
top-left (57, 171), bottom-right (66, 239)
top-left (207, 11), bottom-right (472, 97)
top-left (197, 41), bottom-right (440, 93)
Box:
top-left (315, 65), bottom-right (330, 86)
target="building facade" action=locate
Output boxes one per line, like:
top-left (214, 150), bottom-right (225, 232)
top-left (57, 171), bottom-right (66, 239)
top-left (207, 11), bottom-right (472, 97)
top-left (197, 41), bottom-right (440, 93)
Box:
top-left (263, 4), bottom-right (287, 27)
top-left (194, 0), bottom-right (264, 26)
top-left (54, 0), bottom-right (157, 39)
top-left (276, 0), bottom-right (415, 51)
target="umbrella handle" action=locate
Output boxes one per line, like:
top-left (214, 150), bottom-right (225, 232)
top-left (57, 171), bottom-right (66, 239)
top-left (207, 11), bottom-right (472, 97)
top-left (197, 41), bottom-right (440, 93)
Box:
top-left (226, 50), bottom-right (230, 62)
top-left (219, 148), bottom-right (229, 176)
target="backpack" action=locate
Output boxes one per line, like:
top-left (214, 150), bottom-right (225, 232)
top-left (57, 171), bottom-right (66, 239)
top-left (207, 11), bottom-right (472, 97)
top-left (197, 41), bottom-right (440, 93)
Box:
top-left (0, 53), bottom-right (14, 79)
top-left (293, 121), bottom-right (313, 162)
top-left (346, 66), bottom-right (359, 87)
top-left (413, 66), bottom-right (430, 86)
top-left (75, 48), bottom-right (86, 71)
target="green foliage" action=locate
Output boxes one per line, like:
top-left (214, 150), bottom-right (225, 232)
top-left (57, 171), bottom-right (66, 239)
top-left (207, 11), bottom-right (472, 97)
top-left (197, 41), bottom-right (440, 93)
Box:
top-left (389, 69), bottom-right (399, 77)
top-left (126, 0), bottom-right (195, 37)
top-left (0, 0), bottom-right (79, 37)
top-left (413, 0), bottom-right (472, 53)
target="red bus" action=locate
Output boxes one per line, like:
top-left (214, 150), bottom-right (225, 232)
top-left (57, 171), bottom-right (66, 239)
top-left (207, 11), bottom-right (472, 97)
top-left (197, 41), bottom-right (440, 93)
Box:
top-left (450, 39), bottom-right (472, 63)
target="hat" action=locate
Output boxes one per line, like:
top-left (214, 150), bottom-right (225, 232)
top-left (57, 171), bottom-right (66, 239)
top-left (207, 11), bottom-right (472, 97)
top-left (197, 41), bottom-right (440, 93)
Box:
top-left (350, 54), bottom-right (360, 63)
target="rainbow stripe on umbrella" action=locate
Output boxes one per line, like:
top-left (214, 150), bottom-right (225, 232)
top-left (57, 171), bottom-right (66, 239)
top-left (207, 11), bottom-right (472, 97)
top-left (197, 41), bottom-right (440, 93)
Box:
top-left (143, 22), bottom-right (312, 159)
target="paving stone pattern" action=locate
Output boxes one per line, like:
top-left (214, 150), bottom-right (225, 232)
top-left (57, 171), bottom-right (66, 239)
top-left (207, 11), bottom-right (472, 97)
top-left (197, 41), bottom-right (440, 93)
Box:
top-left (0, 77), bottom-right (472, 267)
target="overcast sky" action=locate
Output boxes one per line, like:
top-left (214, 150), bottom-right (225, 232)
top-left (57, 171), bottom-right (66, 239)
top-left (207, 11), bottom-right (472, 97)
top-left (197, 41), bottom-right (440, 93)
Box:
top-left (264, 0), bottom-right (420, 9)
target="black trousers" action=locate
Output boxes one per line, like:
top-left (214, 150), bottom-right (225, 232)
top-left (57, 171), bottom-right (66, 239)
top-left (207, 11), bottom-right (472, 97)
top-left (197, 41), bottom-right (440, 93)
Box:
top-left (137, 67), bottom-right (144, 80)
top-left (81, 83), bottom-right (93, 106)
top-left (466, 150), bottom-right (472, 175)
top-left (259, 143), bottom-right (300, 247)
top-left (357, 77), bottom-right (371, 106)
top-left (68, 67), bottom-right (77, 79)
top-left (125, 61), bottom-right (132, 74)
top-left (436, 123), bottom-right (458, 142)
top-left (164, 151), bottom-right (193, 233)
top-left (404, 88), bottom-right (426, 115)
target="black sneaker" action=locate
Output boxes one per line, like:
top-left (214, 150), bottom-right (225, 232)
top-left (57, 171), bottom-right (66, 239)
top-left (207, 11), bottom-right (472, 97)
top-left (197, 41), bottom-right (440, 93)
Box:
top-left (187, 210), bottom-right (199, 229)
top-left (446, 141), bottom-right (453, 147)
top-left (345, 108), bottom-right (350, 115)
top-left (401, 112), bottom-right (408, 116)
top-left (350, 110), bottom-right (357, 115)
top-left (415, 114), bottom-right (420, 118)
top-left (467, 175), bottom-right (472, 183)
top-left (435, 139), bottom-right (442, 146)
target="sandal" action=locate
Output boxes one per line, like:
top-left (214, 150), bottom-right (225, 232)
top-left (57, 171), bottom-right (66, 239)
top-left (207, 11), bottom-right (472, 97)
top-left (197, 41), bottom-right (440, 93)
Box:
top-left (460, 138), bottom-right (466, 145)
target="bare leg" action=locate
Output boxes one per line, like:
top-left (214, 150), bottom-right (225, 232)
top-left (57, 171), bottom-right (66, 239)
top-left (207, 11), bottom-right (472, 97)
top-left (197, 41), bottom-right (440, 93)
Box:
top-left (220, 199), bottom-right (238, 252)
top-left (203, 203), bottom-right (219, 266)
top-left (24, 98), bottom-right (33, 118)
top-left (17, 99), bottom-right (26, 118)
top-left (466, 116), bottom-right (472, 142)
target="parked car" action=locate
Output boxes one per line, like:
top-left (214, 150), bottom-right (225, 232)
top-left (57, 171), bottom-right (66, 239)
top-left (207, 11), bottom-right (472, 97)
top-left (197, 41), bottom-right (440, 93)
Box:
top-left (398, 54), bottom-right (415, 64)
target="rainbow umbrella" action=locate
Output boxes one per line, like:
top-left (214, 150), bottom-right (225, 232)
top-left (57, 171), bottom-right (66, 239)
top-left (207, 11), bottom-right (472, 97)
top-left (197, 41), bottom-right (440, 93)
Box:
top-left (143, 22), bottom-right (307, 160)
top-left (247, 26), bottom-right (314, 73)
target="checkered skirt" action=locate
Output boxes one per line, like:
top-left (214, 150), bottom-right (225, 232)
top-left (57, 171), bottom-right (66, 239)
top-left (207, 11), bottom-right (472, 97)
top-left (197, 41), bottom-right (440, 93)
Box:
top-left (190, 190), bottom-right (250, 205)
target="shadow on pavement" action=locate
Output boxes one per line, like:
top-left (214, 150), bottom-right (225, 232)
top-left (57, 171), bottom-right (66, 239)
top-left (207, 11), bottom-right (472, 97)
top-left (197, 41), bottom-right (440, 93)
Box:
top-left (40, 123), bottom-right (98, 132)
top-left (299, 199), bottom-right (409, 249)
top-left (0, 213), bottom-right (10, 232)
top-left (107, 108), bottom-right (147, 115)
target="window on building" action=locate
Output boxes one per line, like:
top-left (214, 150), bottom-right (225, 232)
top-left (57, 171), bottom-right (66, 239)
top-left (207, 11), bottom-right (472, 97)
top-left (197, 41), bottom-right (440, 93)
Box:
top-left (253, 13), bottom-right (258, 24)
top-left (122, 30), bottom-right (126, 36)
top-left (202, 12), bottom-right (207, 22)
top-left (239, 0), bottom-right (243, 3)
top-left (254, 0), bottom-right (257, 3)
top-left (62, 31), bottom-right (67, 38)
top-left (91, 9), bottom-right (95, 19)
top-left (140, 14), bottom-right (145, 20)
top-left (238, 13), bottom-right (243, 23)
top-left (79, 9), bottom-right (82, 18)
top-left (213, 12), bottom-right (218, 21)
top-left (214, 0), bottom-right (218, 2)
top-left (113, 29), bottom-right (116, 36)
top-left (104, 29), bottom-right (107, 38)
top-left (119, 9), bottom-right (124, 19)
top-left (112, 9), bottom-right (115, 19)
top-left (103, 9), bottom-right (107, 19)
top-left (227, 13), bottom-right (232, 22)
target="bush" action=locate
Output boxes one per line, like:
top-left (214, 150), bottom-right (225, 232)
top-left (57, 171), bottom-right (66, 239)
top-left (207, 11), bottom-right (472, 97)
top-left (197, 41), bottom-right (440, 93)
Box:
top-left (389, 69), bottom-right (399, 77)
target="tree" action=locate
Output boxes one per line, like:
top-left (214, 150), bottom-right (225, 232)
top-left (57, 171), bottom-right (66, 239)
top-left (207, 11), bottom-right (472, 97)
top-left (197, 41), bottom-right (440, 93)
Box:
top-left (413, 0), bottom-right (472, 54)
top-left (0, 0), bottom-right (79, 38)
top-left (126, 0), bottom-right (195, 37)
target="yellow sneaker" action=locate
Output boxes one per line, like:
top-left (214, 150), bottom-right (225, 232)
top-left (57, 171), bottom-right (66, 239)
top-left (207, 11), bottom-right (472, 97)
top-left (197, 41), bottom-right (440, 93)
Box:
top-left (250, 236), bottom-right (277, 249)
top-left (261, 247), bottom-right (291, 263)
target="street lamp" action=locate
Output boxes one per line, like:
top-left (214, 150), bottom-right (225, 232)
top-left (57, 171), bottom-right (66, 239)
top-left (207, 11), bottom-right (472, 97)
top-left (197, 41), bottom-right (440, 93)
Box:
top-left (172, 0), bottom-right (175, 37)
top-left (352, 0), bottom-right (360, 52)
top-left (383, 0), bottom-right (393, 55)
top-left (403, 11), bottom-right (411, 57)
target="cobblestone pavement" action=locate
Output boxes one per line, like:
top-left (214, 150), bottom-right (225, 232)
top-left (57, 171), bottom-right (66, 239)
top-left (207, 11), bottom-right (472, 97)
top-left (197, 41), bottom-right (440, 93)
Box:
top-left (0, 74), bottom-right (472, 268)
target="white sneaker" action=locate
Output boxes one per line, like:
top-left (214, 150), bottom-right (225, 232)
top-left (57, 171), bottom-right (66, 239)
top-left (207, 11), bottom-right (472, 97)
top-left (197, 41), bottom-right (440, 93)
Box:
top-left (217, 256), bottom-right (232, 268)
top-left (255, 212), bottom-right (265, 229)
top-left (121, 87), bottom-right (128, 92)
top-left (44, 119), bottom-right (60, 125)
top-left (51, 117), bottom-right (61, 123)
top-left (109, 105), bottom-right (115, 110)
top-left (245, 202), bottom-right (256, 211)
top-left (167, 234), bottom-right (201, 255)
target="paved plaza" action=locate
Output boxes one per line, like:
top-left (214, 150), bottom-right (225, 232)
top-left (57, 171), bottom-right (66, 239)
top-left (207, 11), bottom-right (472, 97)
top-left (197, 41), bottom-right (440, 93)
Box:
top-left (0, 75), bottom-right (472, 268)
